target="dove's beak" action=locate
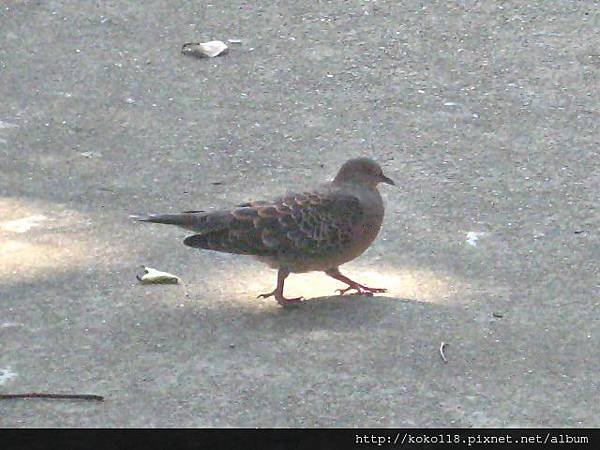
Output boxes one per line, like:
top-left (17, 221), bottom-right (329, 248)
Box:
top-left (380, 174), bottom-right (396, 186)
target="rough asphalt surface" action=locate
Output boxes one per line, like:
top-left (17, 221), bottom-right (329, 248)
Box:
top-left (0, 1), bottom-right (598, 427)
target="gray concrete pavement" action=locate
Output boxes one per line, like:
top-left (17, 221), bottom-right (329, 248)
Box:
top-left (0, 0), bottom-right (598, 426)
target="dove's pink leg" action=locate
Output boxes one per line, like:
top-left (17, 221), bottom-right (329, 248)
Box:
top-left (257, 269), bottom-right (304, 306)
top-left (325, 268), bottom-right (387, 296)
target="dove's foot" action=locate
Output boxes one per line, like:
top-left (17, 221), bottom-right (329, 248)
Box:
top-left (335, 284), bottom-right (387, 296)
top-left (257, 269), bottom-right (305, 306)
top-left (325, 267), bottom-right (387, 297)
top-left (257, 290), bottom-right (304, 306)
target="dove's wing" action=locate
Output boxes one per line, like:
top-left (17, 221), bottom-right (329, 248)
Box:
top-left (182, 190), bottom-right (364, 257)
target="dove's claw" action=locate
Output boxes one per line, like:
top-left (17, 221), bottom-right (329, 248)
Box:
top-left (366, 287), bottom-right (387, 293)
top-left (258, 270), bottom-right (305, 306)
top-left (335, 284), bottom-right (387, 296)
top-left (258, 290), bottom-right (303, 305)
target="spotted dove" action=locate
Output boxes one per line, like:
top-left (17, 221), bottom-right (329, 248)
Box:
top-left (133, 157), bottom-right (394, 305)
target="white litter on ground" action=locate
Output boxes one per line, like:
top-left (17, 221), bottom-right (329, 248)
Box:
top-left (182, 41), bottom-right (228, 58)
top-left (466, 231), bottom-right (486, 246)
top-left (137, 266), bottom-right (181, 284)
top-left (0, 367), bottom-right (17, 385)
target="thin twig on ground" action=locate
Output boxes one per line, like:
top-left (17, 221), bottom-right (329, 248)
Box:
top-left (0, 393), bottom-right (104, 401)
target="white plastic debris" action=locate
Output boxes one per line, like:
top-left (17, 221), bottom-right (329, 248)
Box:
top-left (0, 367), bottom-right (17, 385)
top-left (466, 231), bottom-right (486, 246)
top-left (80, 151), bottom-right (101, 158)
top-left (137, 267), bottom-right (181, 284)
top-left (181, 40), bottom-right (229, 58)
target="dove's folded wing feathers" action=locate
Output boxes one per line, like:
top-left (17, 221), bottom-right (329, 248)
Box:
top-left (183, 191), bottom-right (363, 257)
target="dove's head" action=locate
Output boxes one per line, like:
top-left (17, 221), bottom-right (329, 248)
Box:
top-left (334, 157), bottom-right (395, 187)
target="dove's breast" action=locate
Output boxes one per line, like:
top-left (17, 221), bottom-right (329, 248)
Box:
top-left (345, 188), bottom-right (385, 260)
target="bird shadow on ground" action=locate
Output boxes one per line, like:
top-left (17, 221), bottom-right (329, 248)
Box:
top-left (279, 293), bottom-right (415, 317)
top-left (186, 293), bottom-right (438, 336)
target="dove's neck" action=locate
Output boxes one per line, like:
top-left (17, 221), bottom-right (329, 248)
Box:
top-left (332, 179), bottom-right (379, 192)
top-left (331, 181), bottom-right (385, 256)
top-left (332, 181), bottom-right (384, 217)
top-left (333, 173), bottom-right (379, 188)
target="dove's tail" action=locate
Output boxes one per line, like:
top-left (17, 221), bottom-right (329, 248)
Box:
top-left (130, 211), bottom-right (229, 233)
top-left (131, 213), bottom-right (189, 225)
